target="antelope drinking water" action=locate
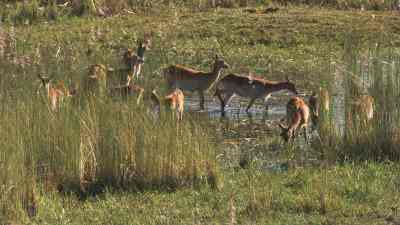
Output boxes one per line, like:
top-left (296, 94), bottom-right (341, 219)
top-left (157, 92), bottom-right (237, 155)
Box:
top-left (279, 96), bottom-right (311, 143)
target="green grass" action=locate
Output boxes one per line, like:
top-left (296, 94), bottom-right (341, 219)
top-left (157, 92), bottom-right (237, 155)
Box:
top-left (1, 4), bottom-right (400, 225)
top-left (22, 163), bottom-right (400, 225)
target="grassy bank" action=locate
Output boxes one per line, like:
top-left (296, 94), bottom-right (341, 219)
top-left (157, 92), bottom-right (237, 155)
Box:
top-left (26, 163), bottom-right (400, 224)
top-left (1, 6), bottom-right (400, 90)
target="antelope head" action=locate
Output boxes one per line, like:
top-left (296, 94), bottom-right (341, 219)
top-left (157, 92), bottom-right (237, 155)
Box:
top-left (88, 64), bottom-right (106, 80)
top-left (278, 122), bottom-right (292, 143)
top-left (213, 55), bottom-right (229, 71)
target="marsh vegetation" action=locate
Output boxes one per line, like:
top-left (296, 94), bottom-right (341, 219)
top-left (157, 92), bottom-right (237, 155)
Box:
top-left (1, 1), bottom-right (400, 224)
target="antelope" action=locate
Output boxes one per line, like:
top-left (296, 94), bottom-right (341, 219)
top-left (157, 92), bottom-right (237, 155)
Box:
top-left (308, 87), bottom-right (330, 129)
top-left (279, 96), bottom-right (311, 143)
top-left (164, 55), bottom-right (229, 110)
top-left (37, 74), bottom-right (75, 111)
top-left (123, 34), bottom-right (151, 84)
top-left (214, 73), bottom-right (298, 113)
top-left (151, 89), bottom-right (185, 121)
top-left (109, 81), bottom-right (145, 105)
top-left (83, 64), bottom-right (108, 97)
top-left (348, 94), bottom-right (374, 126)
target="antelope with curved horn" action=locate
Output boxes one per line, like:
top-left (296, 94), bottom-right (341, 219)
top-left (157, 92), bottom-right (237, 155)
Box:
top-left (163, 55), bottom-right (229, 110)
top-left (151, 89), bottom-right (185, 121)
top-left (278, 96), bottom-right (310, 143)
top-left (123, 33), bottom-right (151, 84)
top-left (214, 73), bottom-right (298, 113)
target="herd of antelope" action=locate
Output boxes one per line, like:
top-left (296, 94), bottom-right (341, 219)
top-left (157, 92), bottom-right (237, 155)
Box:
top-left (36, 34), bottom-right (375, 143)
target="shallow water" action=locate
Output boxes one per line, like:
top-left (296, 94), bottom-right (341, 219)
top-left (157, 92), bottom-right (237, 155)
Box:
top-left (182, 91), bottom-right (320, 171)
top-left (183, 92), bottom-right (294, 122)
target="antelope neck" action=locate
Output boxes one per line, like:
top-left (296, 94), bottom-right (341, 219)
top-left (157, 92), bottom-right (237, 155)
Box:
top-left (211, 65), bottom-right (224, 79)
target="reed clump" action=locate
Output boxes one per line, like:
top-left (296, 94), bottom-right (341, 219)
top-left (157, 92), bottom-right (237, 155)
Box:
top-left (315, 44), bottom-right (400, 162)
top-left (0, 94), bottom-right (220, 220)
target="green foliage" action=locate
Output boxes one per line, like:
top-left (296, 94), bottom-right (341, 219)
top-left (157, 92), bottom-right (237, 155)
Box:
top-left (276, 0), bottom-right (398, 10)
top-left (45, 0), bottom-right (59, 21)
top-left (72, 0), bottom-right (97, 16)
top-left (315, 42), bottom-right (400, 162)
top-left (0, 5), bottom-right (399, 224)
top-left (13, 0), bottom-right (41, 24)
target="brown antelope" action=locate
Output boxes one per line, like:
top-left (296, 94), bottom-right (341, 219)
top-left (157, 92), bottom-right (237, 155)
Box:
top-left (214, 73), bottom-right (298, 113)
top-left (83, 64), bottom-right (108, 97)
top-left (348, 94), bottom-right (374, 126)
top-left (279, 96), bottom-right (310, 142)
top-left (164, 55), bottom-right (229, 110)
top-left (37, 74), bottom-right (75, 111)
top-left (109, 81), bottom-right (145, 105)
top-left (151, 89), bottom-right (185, 121)
top-left (308, 87), bottom-right (330, 129)
top-left (123, 34), bottom-right (151, 84)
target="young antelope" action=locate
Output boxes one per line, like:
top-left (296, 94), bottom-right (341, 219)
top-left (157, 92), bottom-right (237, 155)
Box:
top-left (279, 96), bottom-right (310, 143)
top-left (151, 89), bottom-right (185, 121)
top-left (164, 55), bottom-right (229, 110)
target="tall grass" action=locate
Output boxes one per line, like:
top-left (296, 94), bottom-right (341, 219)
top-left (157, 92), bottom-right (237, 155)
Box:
top-left (277, 0), bottom-right (399, 10)
top-left (1, 0), bottom-right (398, 24)
top-left (0, 95), bottom-right (221, 222)
top-left (315, 37), bottom-right (400, 162)
top-left (342, 46), bottom-right (400, 160)
top-left (0, 25), bottom-right (221, 223)
top-left (0, 0), bottom-right (270, 23)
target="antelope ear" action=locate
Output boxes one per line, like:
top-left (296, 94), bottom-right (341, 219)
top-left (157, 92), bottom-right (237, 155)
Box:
top-left (215, 54), bottom-right (219, 60)
top-left (285, 76), bottom-right (290, 82)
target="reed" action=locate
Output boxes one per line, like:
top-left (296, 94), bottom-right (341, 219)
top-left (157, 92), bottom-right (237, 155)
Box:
top-left (314, 38), bottom-right (400, 162)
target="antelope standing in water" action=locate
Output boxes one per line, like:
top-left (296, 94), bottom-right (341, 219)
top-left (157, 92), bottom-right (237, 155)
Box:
top-left (214, 73), bottom-right (298, 113)
top-left (151, 89), bottom-right (185, 121)
top-left (164, 55), bottom-right (229, 110)
top-left (37, 74), bottom-right (76, 111)
top-left (123, 34), bottom-right (151, 84)
top-left (308, 87), bottom-right (330, 129)
top-left (279, 96), bottom-right (311, 142)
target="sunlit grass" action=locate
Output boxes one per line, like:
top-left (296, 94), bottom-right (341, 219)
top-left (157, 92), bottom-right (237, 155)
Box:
top-left (0, 4), bottom-right (400, 224)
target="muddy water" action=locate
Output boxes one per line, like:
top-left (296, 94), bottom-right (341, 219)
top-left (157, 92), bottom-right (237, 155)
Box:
top-left (183, 91), bottom-right (318, 171)
top-left (183, 92), bottom-right (293, 122)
